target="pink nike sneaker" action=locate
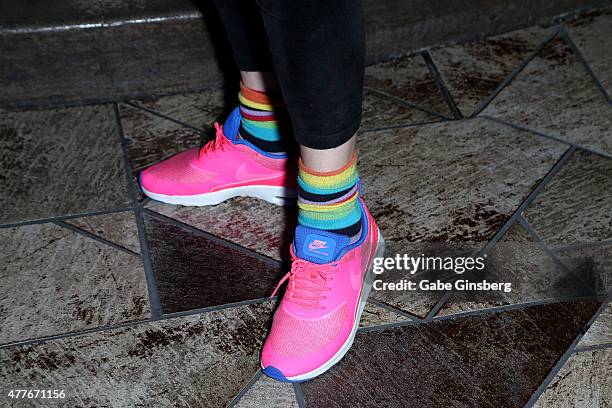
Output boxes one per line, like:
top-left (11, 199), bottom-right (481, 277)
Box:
top-left (261, 198), bottom-right (385, 382)
top-left (139, 108), bottom-right (296, 206)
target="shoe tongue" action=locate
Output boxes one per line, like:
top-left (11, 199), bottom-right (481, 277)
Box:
top-left (222, 107), bottom-right (242, 142)
top-left (294, 225), bottom-right (350, 264)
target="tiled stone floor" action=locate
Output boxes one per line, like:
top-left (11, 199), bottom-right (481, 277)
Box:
top-left (1, 7), bottom-right (611, 408)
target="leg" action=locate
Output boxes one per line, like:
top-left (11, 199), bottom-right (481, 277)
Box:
top-left (258, 0), bottom-right (383, 382)
top-left (260, 0), bottom-right (366, 238)
top-left (139, 0), bottom-right (297, 205)
top-left (215, 0), bottom-right (293, 154)
top-left (258, 0), bottom-right (366, 150)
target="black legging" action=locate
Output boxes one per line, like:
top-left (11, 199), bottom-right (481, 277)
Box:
top-left (213, 0), bottom-right (365, 150)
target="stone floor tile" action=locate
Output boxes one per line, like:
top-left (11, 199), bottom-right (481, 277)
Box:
top-left (126, 90), bottom-right (227, 133)
top-left (365, 53), bottom-right (452, 117)
top-left (0, 105), bottom-right (131, 224)
top-left (437, 222), bottom-right (592, 317)
top-left (359, 302), bottom-right (411, 328)
top-left (431, 25), bottom-right (554, 116)
top-left (361, 118), bottom-right (567, 244)
top-left (556, 242), bottom-right (612, 298)
top-left (360, 118), bottom-right (567, 317)
top-left (235, 374), bottom-right (298, 408)
top-left (146, 199), bottom-right (295, 262)
top-left (361, 89), bottom-right (439, 131)
top-left (482, 36), bottom-right (612, 156)
top-left (143, 212), bottom-right (283, 314)
top-left (0, 223), bottom-right (149, 345)
top-left (301, 301), bottom-right (599, 407)
top-left (534, 348), bottom-right (612, 408)
top-left (523, 150), bottom-right (612, 245)
top-left (578, 302), bottom-right (612, 348)
top-left (0, 302), bottom-right (274, 408)
top-left (567, 7), bottom-right (612, 98)
top-left (65, 210), bottom-right (140, 253)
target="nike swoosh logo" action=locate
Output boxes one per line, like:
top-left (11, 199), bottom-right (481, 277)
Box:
top-left (235, 162), bottom-right (276, 181)
top-left (308, 243), bottom-right (329, 251)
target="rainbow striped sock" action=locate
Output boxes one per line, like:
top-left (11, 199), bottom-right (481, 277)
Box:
top-left (297, 153), bottom-right (363, 240)
top-left (238, 82), bottom-right (292, 156)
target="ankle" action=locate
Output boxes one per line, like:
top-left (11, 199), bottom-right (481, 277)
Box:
top-left (297, 153), bottom-right (362, 240)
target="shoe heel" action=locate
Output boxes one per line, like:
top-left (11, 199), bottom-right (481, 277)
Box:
top-left (357, 231), bottom-right (386, 319)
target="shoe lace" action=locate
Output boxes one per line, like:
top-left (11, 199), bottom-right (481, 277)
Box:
top-left (271, 257), bottom-right (339, 310)
top-left (197, 122), bottom-right (230, 160)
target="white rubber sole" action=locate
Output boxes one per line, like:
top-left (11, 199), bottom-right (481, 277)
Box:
top-left (267, 230), bottom-right (386, 382)
top-left (141, 185), bottom-right (296, 206)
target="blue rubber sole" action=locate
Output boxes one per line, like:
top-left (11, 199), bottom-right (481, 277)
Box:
top-left (261, 366), bottom-right (299, 383)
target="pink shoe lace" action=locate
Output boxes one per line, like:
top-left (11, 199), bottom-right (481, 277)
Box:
top-left (197, 122), bottom-right (231, 160)
top-left (271, 256), bottom-right (339, 310)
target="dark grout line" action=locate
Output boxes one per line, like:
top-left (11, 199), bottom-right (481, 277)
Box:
top-left (131, 208), bottom-right (163, 319)
top-left (226, 369), bottom-right (262, 408)
top-left (356, 308), bottom-right (450, 333)
top-left (574, 342), bottom-right (612, 353)
top-left (573, 140), bottom-right (612, 160)
top-left (0, 297), bottom-right (276, 351)
top-left (424, 291), bottom-right (455, 320)
top-left (53, 220), bottom-right (139, 257)
top-left (524, 300), bottom-right (608, 408)
top-left (293, 382), bottom-right (307, 408)
top-left (481, 115), bottom-right (573, 146)
top-left (518, 216), bottom-right (564, 264)
top-left (519, 215), bottom-right (600, 297)
top-left (483, 115), bottom-right (612, 161)
top-left (422, 51), bottom-right (463, 119)
top-left (0, 317), bottom-right (155, 350)
top-left (481, 145), bottom-right (575, 258)
top-left (431, 295), bottom-right (602, 322)
top-left (472, 26), bottom-right (562, 117)
top-left (367, 298), bottom-right (419, 321)
top-left (0, 207), bottom-right (134, 229)
top-left (113, 103), bottom-right (163, 320)
top-left (363, 86), bottom-right (452, 120)
top-left (424, 243), bottom-right (503, 320)
top-left (161, 297), bottom-right (275, 320)
top-left (143, 207), bottom-right (285, 270)
top-left (122, 101), bottom-right (208, 135)
top-left (560, 26), bottom-right (612, 102)
top-left (359, 296), bottom-right (603, 335)
top-left (574, 144), bottom-right (612, 161)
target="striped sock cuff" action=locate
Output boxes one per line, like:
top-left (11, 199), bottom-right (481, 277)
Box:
top-left (239, 82), bottom-right (283, 105)
top-left (238, 82), bottom-right (291, 154)
top-left (297, 153), bottom-right (358, 194)
top-left (298, 200), bottom-right (362, 230)
top-left (297, 154), bottom-right (362, 236)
